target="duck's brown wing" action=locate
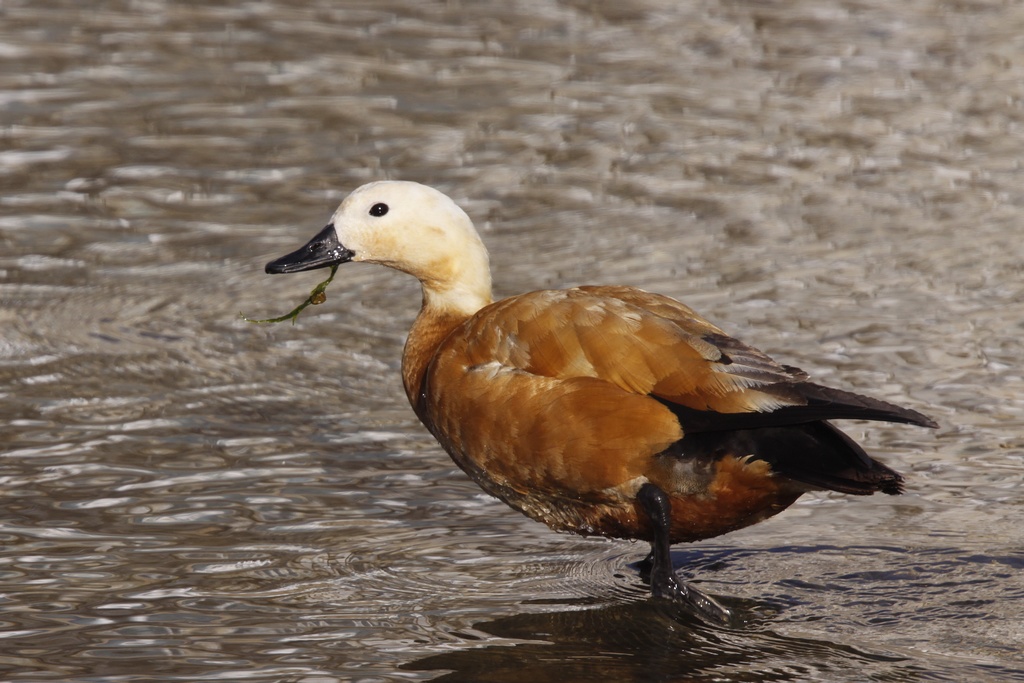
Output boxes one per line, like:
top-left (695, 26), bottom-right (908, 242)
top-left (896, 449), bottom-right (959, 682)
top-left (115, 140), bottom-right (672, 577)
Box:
top-left (448, 286), bottom-right (935, 431)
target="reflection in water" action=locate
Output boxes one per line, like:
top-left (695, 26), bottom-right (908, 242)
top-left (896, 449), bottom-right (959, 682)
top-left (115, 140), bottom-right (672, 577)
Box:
top-left (2, 0), bottom-right (1024, 680)
top-left (404, 598), bottom-right (923, 682)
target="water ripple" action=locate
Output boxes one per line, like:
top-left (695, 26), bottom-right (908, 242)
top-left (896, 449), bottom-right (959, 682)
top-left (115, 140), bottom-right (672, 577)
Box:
top-left (2, 0), bottom-right (1023, 680)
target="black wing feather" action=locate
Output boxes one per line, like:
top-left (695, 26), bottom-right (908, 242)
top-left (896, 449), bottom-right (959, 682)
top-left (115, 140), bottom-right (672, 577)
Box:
top-left (659, 382), bottom-right (937, 434)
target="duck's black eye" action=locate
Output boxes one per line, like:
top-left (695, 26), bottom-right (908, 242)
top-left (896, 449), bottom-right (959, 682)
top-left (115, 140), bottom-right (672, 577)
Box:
top-left (369, 203), bottom-right (389, 217)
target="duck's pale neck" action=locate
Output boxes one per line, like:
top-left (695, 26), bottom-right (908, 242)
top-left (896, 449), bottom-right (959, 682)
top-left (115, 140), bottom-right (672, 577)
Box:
top-left (401, 256), bottom-right (493, 424)
top-left (418, 246), bottom-right (493, 319)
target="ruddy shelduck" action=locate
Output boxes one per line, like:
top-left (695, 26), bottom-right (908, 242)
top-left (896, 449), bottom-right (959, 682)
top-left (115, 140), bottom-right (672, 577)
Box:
top-left (264, 180), bottom-right (936, 621)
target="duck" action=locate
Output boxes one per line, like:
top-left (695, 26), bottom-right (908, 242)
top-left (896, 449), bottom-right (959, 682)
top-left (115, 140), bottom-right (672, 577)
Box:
top-left (263, 180), bottom-right (936, 622)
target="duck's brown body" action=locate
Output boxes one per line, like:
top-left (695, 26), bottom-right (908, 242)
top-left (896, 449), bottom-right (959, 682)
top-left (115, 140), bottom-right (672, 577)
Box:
top-left (401, 285), bottom-right (925, 547)
top-left (264, 180), bottom-right (935, 619)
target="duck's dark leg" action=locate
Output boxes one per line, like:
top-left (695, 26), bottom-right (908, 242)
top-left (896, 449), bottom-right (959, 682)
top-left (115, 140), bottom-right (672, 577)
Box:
top-left (636, 483), bottom-right (733, 624)
top-left (636, 483), bottom-right (681, 598)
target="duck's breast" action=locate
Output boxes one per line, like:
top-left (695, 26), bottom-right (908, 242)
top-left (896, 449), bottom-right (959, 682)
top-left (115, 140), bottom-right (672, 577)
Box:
top-left (419, 290), bottom-right (686, 526)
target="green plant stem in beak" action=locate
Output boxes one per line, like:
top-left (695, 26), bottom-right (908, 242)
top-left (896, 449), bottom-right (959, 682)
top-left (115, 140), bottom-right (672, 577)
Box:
top-left (241, 264), bottom-right (339, 325)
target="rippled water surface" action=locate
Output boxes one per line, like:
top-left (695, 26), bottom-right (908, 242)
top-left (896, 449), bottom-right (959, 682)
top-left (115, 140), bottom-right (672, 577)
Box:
top-left (2, 0), bottom-right (1023, 680)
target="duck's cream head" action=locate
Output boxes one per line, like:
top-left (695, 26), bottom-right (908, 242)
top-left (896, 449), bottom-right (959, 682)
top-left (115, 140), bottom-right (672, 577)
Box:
top-left (266, 181), bottom-right (493, 315)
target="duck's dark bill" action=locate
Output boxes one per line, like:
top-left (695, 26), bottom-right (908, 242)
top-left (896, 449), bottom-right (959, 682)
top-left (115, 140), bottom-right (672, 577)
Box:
top-left (265, 224), bottom-right (354, 274)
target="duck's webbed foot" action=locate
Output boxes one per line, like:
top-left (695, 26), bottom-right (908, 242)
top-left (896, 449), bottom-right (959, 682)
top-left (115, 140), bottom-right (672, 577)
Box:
top-left (636, 483), bottom-right (734, 625)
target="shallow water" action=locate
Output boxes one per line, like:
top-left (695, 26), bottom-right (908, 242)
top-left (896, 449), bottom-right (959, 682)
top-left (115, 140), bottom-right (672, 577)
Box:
top-left (1, 0), bottom-right (1023, 680)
